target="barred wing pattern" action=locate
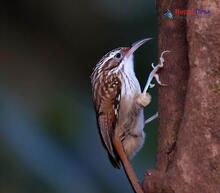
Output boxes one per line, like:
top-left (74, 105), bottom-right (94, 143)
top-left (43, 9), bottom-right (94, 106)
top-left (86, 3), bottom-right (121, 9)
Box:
top-left (91, 72), bottom-right (121, 168)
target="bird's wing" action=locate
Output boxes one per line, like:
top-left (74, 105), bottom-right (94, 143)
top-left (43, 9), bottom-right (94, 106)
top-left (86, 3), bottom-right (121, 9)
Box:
top-left (92, 75), bottom-right (121, 168)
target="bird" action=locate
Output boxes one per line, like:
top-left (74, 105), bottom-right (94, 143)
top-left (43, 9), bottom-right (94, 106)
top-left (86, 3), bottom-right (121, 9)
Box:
top-left (91, 38), bottom-right (169, 193)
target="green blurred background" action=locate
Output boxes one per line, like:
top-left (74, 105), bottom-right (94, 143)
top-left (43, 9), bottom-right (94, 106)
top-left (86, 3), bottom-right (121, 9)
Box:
top-left (0, 0), bottom-right (158, 192)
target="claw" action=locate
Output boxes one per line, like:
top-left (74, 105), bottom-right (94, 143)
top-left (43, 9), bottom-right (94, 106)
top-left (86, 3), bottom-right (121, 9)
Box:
top-left (159, 50), bottom-right (170, 68)
top-left (151, 63), bottom-right (156, 69)
top-left (143, 50), bottom-right (170, 93)
top-left (154, 74), bottom-right (167, 86)
top-left (149, 83), bottom-right (155, 88)
top-left (161, 50), bottom-right (170, 57)
top-left (145, 112), bottom-right (158, 125)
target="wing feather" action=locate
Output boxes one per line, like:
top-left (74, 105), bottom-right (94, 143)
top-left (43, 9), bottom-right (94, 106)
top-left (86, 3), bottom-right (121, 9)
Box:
top-left (92, 75), bottom-right (121, 168)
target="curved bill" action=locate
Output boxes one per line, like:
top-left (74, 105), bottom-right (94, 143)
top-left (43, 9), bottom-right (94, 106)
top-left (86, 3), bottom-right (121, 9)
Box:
top-left (125, 38), bottom-right (152, 58)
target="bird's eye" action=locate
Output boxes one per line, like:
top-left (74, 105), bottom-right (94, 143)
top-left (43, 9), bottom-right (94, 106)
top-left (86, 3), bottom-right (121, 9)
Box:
top-left (115, 53), bottom-right (122, 59)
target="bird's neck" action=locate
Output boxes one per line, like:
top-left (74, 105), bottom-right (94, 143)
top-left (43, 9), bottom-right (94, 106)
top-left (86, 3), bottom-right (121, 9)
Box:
top-left (120, 55), bottom-right (141, 97)
top-left (122, 55), bottom-right (136, 77)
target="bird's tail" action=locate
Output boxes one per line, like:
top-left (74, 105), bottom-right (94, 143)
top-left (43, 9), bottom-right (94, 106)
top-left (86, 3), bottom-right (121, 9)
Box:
top-left (112, 137), bottom-right (144, 193)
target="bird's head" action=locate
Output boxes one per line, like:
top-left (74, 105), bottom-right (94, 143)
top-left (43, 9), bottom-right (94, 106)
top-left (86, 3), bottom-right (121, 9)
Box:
top-left (94, 38), bottom-right (152, 75)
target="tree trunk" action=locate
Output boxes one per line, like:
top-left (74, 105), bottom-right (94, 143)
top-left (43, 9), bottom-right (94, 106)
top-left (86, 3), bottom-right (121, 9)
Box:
top-left (143, 0), bottom-right (220, 193)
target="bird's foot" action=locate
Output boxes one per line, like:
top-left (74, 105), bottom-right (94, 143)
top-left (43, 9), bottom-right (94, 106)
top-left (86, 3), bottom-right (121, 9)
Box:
top-left (143, 50), bottom-right (170, 93)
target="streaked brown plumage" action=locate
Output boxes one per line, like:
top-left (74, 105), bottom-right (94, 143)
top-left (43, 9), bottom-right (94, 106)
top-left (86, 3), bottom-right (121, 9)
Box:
top-left (91, 47), bottom-right (145, 164)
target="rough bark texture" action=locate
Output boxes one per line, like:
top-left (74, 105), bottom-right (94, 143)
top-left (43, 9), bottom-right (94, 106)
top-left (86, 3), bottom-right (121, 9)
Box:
top-left (143, 0), bottom-right (220, 193)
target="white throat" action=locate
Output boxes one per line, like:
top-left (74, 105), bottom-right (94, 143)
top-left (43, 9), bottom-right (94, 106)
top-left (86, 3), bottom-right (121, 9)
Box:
top-left (120, 54), bottom-right (141, 97)
top-left (122, 54), bottom-right (135, 75)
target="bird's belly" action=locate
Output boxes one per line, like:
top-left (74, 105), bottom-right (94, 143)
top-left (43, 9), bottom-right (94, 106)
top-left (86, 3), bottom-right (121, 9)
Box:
top-left (117, 84), bottom-right (143, 132)
top-left (117, 97), bottom-right (145, 134)
top-left (117, 99), bottom-right (145, 159)
top-left (116, 76), bottom-right (145, 158)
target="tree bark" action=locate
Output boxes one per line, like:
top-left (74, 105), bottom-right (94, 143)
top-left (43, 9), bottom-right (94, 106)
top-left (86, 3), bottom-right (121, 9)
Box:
top-left (143, 0), bottom-right (220, 193)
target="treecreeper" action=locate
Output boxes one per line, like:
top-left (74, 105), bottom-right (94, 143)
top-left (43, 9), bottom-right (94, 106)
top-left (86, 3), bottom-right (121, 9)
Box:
top-left (91, 38), bottom-right (169, 193)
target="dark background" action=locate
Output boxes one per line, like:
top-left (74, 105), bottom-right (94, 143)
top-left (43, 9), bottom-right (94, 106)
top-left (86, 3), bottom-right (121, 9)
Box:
top-left (0, 0), bottom-right (158, 192)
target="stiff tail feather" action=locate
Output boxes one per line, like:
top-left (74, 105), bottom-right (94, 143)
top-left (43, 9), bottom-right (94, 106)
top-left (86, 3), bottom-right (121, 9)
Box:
top-left (112, 137), bottom-right (144, 193)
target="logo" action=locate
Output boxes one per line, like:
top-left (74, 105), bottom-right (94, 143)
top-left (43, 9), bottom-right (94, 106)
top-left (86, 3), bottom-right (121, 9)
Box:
top-left (164, 9), bottom-right (174, 19)
top-left (164, 8), bottom-right (210, 20)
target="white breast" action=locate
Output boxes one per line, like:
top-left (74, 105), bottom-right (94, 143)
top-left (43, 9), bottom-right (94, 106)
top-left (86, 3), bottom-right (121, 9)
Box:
top-left (120, 54), bottom-right (141, 98)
